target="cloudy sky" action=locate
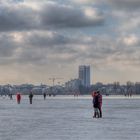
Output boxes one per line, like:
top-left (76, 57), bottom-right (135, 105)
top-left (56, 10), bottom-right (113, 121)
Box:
top-left (0, 0), bottom-right (140, 85)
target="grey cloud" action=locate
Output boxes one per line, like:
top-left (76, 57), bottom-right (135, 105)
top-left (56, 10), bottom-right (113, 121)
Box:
top-left (40, 3), bottom-right (105, 28)
top-left (0, 2), bottom-right (105, 32)
top-left (22, 32), bottom-right (140, 66)
top-left (0, 30), bottom-right (140, 70)
top-left (69, 0), bottom-right (140, 11)
top-left (0, 5), bottom-right (38, 31)
top-left (108, 0), bottom-right (140, 10)
top-left (16, 48), bottom-right (47, 65)
top-left (24, 32), bottom-right (73, 47)
top-left (0, 34), bottom-right (17, 57)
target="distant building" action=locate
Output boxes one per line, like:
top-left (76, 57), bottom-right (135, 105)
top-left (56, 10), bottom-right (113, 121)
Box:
top-left (65, 79), bottom-right (81, 90)
top-left (79, 65), bottom-right (90, 87)
top-left (135, 82), bottom-right (140, 94)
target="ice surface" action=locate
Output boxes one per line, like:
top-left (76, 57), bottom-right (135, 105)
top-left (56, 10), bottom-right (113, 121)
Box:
top-left (0, 95), bottom-right (140, 140)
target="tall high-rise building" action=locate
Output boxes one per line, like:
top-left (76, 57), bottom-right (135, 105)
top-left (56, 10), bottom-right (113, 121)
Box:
top-left (78, 65), bottom-right (90, 87)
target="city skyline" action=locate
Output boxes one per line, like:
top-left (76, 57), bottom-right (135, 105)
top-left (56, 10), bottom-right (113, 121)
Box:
top-left (0, 0), bottom-right (140, 85)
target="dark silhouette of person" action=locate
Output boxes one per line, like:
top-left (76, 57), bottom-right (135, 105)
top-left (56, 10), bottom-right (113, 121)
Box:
top-left (92, 91), bottom-right (100, 118)
top-left (43, 93), bottom-right (46, 100)
top-left (29, 92), bottom-right (33, 104)
top-left (9, 94), bottom-right (13, 100)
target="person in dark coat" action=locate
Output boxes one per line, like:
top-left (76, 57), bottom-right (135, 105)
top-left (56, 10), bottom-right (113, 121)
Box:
top-left (9, 94), bottom-right (13, 100)
top-left (29, 91), bottom-right (33, 104)
top-left (92, 91), bottom-right (100, 118)
top-left (43, 92), bottom-right (46, 100)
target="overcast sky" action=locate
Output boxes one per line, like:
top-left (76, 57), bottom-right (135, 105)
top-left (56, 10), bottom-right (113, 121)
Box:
top-left (0, 0), bottom-right (140, 85)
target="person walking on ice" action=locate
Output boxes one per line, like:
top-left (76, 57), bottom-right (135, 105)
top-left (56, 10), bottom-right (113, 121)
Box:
top-left (43, 92), bottom-right (46, 100)
top-left (97, 91), bottom-right (102, 118)
top-left (29, 91), bottom-right (33, 104)
top-left (16, 93), bottom-right (21, 104)
top-left (92, 91), bottom-right (100, 118)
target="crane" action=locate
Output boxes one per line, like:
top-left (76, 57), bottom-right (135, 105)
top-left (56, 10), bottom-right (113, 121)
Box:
top-left (49, 77), bottom-right (63, 86)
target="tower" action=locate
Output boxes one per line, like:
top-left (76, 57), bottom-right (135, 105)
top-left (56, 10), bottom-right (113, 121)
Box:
top-left (79, 65), bottom-right (90, 87)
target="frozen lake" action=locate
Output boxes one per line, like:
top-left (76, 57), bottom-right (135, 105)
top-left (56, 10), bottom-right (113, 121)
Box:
top-left (0, 95), bottom-right (140, 140)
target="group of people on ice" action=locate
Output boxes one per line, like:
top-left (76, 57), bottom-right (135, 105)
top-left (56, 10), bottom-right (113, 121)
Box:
top-left (16, 91), bottom-right (48, 104)
top-left (16, 91), bottom-right (34, 104)
top-left (92, 91), bottom-right (102, 118)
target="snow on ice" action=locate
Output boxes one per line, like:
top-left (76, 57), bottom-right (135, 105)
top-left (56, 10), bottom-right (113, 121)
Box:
top-left (0, 95), bottom-right (140, 140)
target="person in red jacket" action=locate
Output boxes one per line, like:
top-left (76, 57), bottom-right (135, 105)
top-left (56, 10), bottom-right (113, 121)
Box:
top-left (97, 91), bottom-right (102, 118)
top-left (16, 93), bottom-right (21, 104)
